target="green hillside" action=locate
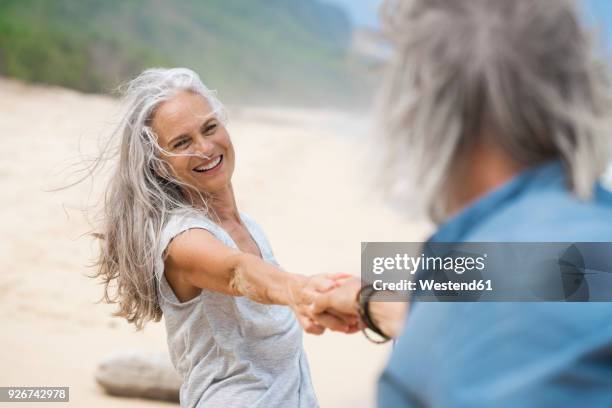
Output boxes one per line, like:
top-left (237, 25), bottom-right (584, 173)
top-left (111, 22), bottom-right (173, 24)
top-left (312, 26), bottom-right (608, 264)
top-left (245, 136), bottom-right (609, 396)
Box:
top-left (0, 0), bottom-right (371, 106)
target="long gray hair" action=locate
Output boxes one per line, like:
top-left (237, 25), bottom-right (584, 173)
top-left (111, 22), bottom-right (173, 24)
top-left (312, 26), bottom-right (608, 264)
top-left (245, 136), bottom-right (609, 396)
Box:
top-left (93, 68), bottom-right (226, 329)
top-left (378, 0), bottom-right (612, 221)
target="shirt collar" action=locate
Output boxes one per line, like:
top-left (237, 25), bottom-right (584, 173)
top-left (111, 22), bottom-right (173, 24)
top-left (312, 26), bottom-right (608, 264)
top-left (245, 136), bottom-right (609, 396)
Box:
top-left (428, 160), bottom-right (566, 243)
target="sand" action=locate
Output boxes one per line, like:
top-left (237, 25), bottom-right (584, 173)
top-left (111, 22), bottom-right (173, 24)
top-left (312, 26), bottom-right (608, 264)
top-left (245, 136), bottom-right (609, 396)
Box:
top-left (0, 77), bottom-right (431, 407)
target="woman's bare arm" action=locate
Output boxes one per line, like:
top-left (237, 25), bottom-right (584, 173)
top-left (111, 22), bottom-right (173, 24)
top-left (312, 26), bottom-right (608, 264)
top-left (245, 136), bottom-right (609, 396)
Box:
top-left (164, 228), bottom-right (351, 333)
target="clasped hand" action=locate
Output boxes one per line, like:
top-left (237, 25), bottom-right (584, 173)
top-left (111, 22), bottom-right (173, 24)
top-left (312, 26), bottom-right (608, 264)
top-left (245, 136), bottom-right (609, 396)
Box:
top-left (289, 274), bottom-right (363, 335)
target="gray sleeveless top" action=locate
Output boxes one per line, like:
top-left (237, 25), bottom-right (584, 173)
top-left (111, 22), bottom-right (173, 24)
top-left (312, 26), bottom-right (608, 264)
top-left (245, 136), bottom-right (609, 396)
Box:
top-left (154, 210), bottom-right (319, 408)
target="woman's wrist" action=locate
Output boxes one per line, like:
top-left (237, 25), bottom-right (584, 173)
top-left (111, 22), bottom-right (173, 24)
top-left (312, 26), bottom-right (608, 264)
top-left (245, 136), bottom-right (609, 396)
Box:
top-left (282, 273), bottom-right (308, 307)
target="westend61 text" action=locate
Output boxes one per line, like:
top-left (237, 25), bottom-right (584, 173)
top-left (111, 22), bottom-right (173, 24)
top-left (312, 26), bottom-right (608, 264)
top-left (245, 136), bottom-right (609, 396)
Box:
top-left (373, 279), bottom-right (493, 292)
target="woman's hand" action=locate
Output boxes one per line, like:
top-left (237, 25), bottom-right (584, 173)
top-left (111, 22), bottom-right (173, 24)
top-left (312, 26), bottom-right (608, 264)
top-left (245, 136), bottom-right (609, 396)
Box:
top-left (288, 273), bottom-right (359, 335)
top-left (310, 276), bottom-right (362, 333)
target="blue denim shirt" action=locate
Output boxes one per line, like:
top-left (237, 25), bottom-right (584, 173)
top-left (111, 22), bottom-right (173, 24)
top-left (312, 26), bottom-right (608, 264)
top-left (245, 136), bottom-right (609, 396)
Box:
top-left (378, 161), bottom-right (612, 407)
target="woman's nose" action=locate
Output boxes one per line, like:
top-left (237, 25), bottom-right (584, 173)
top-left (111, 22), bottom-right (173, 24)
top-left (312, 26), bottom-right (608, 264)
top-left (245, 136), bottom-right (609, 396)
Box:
top-left (192, 137), bottom-right (215, 157)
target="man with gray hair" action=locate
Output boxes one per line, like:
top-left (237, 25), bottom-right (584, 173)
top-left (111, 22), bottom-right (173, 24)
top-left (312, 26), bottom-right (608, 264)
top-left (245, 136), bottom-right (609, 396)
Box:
top-left (311, 0), bottom-right (612, 406)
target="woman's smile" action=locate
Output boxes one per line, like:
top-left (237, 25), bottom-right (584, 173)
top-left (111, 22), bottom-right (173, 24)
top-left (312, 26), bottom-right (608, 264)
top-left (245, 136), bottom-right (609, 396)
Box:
top-left (193, 154), bottom-right (223, 174)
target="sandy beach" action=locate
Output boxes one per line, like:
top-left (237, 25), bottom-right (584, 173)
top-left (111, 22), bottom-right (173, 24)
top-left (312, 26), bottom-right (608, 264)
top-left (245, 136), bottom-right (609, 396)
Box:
top-left (0, 78), bottom-right (431, 407)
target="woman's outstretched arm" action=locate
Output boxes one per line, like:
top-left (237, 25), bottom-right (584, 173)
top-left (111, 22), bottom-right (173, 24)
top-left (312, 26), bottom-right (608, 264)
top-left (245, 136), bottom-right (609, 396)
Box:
top-left (164, 228), bottom-right (352, 333)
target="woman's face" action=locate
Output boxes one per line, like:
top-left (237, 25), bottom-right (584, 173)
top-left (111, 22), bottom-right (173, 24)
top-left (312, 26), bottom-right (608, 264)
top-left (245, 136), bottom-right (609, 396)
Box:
top-left (151, 90), bottom-right (235, 195)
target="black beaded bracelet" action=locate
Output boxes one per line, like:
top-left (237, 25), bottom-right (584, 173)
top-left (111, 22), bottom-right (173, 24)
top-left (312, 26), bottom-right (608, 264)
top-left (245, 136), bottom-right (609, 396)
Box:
top-left (357, 284), bottom-right (391, 344)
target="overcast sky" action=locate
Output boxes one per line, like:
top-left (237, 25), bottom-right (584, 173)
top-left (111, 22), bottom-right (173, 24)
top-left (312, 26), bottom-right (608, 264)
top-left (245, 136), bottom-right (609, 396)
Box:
top-left (324, 0), bottom-right (382, 28)
top-left (326, 0), bottom-right (612, 48)
top-left (584, 0), bottom-right (612, 51)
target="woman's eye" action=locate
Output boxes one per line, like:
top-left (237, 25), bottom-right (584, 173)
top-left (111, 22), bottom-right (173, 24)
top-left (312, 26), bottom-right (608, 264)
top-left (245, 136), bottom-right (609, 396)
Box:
top-left (204, 124), bottom-right (217, 135)
top-left (173, 139), bottom-right (189, 149)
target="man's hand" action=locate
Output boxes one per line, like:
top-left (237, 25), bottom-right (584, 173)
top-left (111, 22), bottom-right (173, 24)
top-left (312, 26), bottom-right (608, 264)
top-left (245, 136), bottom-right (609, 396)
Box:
top-left (311, 277), bottom-right (408, 338)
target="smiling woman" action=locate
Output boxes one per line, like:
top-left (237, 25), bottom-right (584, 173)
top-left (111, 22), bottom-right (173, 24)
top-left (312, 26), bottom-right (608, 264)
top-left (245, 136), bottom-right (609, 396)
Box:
top-left (89, 67), bottom-right (355, 408)
top-left (151, 91), bottom-right (235, 208)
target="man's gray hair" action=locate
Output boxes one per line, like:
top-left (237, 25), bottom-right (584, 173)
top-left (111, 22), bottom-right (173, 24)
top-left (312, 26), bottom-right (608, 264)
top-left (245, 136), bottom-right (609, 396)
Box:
top-left (378, 0), bottom-right (612, 221)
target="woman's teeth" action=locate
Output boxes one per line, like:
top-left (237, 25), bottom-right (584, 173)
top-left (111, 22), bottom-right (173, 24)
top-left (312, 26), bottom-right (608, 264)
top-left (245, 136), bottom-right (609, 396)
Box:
top-left (194, 156), bottom-right (222, 172)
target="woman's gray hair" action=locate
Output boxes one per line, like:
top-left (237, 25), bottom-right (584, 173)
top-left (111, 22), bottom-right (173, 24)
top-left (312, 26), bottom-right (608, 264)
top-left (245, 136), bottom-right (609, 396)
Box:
top-left (92, 68), bottom-right (226, 329)
top-left (378, 0), bottom-right (612, 221)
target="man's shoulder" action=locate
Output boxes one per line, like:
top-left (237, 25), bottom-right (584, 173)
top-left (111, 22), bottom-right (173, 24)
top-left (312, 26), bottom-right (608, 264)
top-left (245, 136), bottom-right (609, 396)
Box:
top-left (469, 185), bottom-right (612, 242)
